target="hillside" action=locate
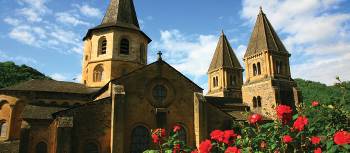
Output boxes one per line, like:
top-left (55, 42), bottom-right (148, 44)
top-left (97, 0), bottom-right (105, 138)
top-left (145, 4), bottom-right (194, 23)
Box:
top-left (0, 61), bottom-right (50, 89)
top-left (295, 78), bottom-right (350, 108)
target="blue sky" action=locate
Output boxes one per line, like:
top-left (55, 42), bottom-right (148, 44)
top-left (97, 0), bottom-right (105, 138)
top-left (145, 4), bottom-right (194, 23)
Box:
top-left (1, 0), bottom-right (350, 91)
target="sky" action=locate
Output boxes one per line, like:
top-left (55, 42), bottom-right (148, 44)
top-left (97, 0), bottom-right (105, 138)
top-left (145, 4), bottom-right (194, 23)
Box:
top-left (0, 0), bottom-right (350, 91)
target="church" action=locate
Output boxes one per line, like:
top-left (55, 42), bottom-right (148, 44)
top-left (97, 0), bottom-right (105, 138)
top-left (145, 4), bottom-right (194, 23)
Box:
top-left (0, 0), bottom-right (302, 153)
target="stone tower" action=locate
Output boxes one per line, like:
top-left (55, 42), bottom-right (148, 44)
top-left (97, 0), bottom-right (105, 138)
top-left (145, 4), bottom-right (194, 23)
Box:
top-left (242, 8), bottom-right (302, 118)
top-left (81, 0), bottom-right (151, 87)
top-left (207, 31), bottom-right (244, 98)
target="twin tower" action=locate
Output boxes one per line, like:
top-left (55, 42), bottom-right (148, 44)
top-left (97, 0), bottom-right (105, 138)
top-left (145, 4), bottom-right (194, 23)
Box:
top-left (207, 9), bottom-right (301, 116)
top-left (81, 0), bottom-right (301, 118)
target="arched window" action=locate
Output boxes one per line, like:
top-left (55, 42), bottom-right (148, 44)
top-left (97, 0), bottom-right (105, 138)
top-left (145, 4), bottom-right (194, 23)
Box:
top-left (35, 141), bottom-right (48, 153)
top-left (257, 62), bottom-right (261, 75)
top-left (257, 96), bottom-right (262, 107)
top-left (84, 142), bottom-right (99, 153)
top-left (253, 97), bottom-right (257, 108)
top-left (120, 39), bottom-right (130, 55)
top-left (131, 126), bottom-right (150, 153)
top-left (213, 76), bottom-right (219, 87)
top-left (98, 37), bottom-right (107, 55)
top-left (253, 64), bottom-right (257, 76)
top-left (0, 121), bottom-right (7, 137)
top-left (93, 64), bottom-right (104, 82)
top-left (177, 125), bottom-right (187, 144)
top-left (153, 85), bottom-right (167, 103)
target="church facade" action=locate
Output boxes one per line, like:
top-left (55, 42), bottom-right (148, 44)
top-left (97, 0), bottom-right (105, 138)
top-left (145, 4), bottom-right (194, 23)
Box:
top-left (0, 0), bottom-right (301, 153)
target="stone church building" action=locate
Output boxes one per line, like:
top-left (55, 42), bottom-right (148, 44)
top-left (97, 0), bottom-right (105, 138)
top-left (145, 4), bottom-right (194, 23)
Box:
top-left (0, 0), bottom-right (301, 153)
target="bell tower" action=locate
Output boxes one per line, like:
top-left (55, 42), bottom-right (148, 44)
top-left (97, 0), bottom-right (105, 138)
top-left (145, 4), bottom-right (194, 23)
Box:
top-left (207, 31), bottom-right (244, 98)
top-left (81, 0), bottom-right (152, 87)
top-left (242, 8), bottom-right (302, 118)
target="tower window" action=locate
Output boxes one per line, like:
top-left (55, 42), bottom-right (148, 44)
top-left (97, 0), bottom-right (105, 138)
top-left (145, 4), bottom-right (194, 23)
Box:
top-left (98, 37), bottom-right (107, 56)
top-left (257, 96), bottom-right (262, 107)
top-left (276, 61), bottom-right (283, 74)
top-left (253, 64), bottom-right (257, 76)
top-left (253, 97), bottom-right (257, 108)
top-left (213, 76), bottom-right (219, 87)
top-left (230, 75), bottom-right (236, 86)
top-left (257, 62), bottom-right (261, 75)
top-left (120, 39), bottom-right (130, 55)
top-left (153, 85), bottom-right (167, 103)
top-left (93, 64), bottom-right (104, 82)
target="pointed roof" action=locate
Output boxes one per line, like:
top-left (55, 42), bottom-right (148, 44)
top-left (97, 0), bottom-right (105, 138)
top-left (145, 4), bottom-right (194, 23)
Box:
top-left (83, 0), bottom-right (151, 42)
top-left (244, 8), bottom-right (289, 58)
top-left (101, 0), bottom-right (139, 29)
top-left (208, 31), bottom-right (242, 72)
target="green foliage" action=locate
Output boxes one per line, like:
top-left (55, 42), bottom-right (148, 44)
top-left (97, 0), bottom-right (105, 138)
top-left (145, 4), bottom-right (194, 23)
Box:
top-left (0, 61), bottom-right (50, 88)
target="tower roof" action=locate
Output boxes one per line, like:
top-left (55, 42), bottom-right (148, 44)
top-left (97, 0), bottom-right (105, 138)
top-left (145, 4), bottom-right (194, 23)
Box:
top-left (101, 0), bottom-right (140, 29)
top-left (208, 32), bottom-right (242, 72)
top-left (244, 8), bottom-right (289, 58)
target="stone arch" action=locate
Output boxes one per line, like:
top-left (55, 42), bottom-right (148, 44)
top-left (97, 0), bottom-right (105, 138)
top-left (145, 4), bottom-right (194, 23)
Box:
top-left (35, 141), bottom-right (48, 153)
top-left (0, 120), bottom-right (8, 138)
top-left (257, 62), bottom-right (261, 75)
top-left (174, 123), bottom-right (188, 144)
top-left (93, 64), bottom-right (104, 82)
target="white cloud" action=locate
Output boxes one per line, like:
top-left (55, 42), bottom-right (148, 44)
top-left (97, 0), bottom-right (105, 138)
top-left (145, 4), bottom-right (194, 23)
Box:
top-left (4, 17), bottom-right (21, 26)
top-left (17, 0), bottom-right (50, 22)
top-left (152, 30), bottom-right (218, 77)
top-left (0, 50), bottom-right (38, 65)
top-left (50, 73), bottom-right (69, 81)
top-left (241, 0), bottom-right (350, 85)
top-left (9, 26), bottom-right (37, 46)
top-left (77, 4), bottom-right (102, 18)
top-left (55, 12), bottom-right (90, 26)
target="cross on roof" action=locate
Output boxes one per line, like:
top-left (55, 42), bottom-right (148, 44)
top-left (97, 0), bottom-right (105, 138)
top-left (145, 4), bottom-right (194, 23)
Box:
top-left (157, 51), bottom-right (163, 60)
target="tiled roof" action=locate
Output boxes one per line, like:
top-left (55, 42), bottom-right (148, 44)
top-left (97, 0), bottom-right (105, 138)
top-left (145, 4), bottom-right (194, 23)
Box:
top-left (21, 105), bottom-right (67, 120)
top-left (208, 32), bottom-right (242, 72)
top-left (244, 9), bottom-right (289, 58)
top-left (0, 79), bottom-right (99, 94)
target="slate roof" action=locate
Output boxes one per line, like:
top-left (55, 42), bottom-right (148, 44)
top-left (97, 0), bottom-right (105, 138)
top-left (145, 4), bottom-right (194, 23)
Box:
top-left (21, 105), bottom-right (67, 120)
top-left (83, 0), bottom-right (151, 42)
top-left (208, 32), bottom-right (242, 72)
top-left (244, 8), bottom-right (289, 58)
top-left (0, 79), bottom-right (99, 94)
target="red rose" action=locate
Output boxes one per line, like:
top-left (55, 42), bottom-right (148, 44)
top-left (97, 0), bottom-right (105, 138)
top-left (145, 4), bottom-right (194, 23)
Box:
top-left (199, 140), bottom-right (212, 153)
top-left (173, 144), bottom-right (181, 153)
top-left (160, 128), bottom-right (166, 137)
top-left (225, 146), bottom-right (241, 153)
top-left (312, 101), bottom-right (319, 107)
top-left (248, 114), bottom-right (263, 124)
top-left (276, 105), bottom-right (293, 124)
top-left (152, 134), bottom-right (160, 143)
top-left (173, 125), bottom-right (181, 133)
top-left (210, 130), bottom-right (224, 142)
top-left (334, 131), bottom-right (350, 145)
top-left (314, 147), bottom-right (322, 153)
top-left (191, 150), bottom-right (198, 153)
top-left (223, 130), bottom-right (237, 144)
top-left (311, 136), bottom-right (321, 145)
top-left (293, 116), bottom-right (308, 131)
top-left (283, 135), bottom-right (293, 143)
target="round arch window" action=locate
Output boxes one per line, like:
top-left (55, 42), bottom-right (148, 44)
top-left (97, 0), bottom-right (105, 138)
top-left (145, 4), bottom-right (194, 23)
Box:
top-left (152, 85), bottom-right (167, 103)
